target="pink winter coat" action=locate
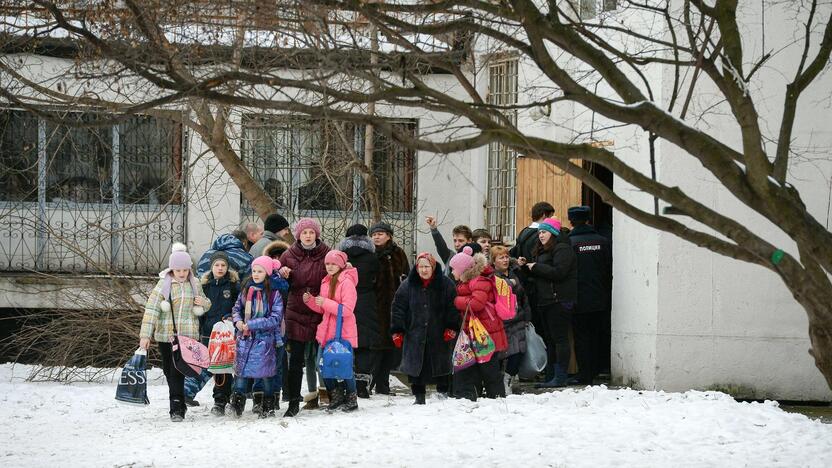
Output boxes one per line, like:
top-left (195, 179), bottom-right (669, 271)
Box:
top-left (304, 267), bottom-right (359, 348)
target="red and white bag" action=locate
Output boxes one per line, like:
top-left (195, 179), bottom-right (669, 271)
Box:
top-left (207, 319), bottom-right (236, 375)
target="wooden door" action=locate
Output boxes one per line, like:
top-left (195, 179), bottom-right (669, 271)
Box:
top-left (515, 157), bottom-right (583, 234)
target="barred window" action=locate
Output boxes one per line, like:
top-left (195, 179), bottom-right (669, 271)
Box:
top-left (486, 57), bottom-right (518, 243)
top-left (241, 116), bottom-right (416, 216)
top-left (0, 109), bottom-right (186, 274)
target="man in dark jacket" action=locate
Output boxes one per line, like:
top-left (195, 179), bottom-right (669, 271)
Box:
top-left (568, 206), bottom-right (613, 385)
top-left (425, 216), bottom-right (472, 267)
top-left (249, 213), bottom-right (291, 257)
top-left (370, 222), bottom-right (410, 395)
top-left (339, 224), bottom-right (380, 398)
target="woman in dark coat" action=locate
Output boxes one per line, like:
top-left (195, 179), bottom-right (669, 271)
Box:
top-left (390, 252), bottom-right (458, 404)
top-left (518, 217), bottom-right (577, 388)
top-left (369, 222), bottom-right (410, 395)
top-left (278, 217), bottom-right (330, 416)
top-left (338, 224), bottom-right (380, 398)
top-left (490, 245), bottom-right (532, 395)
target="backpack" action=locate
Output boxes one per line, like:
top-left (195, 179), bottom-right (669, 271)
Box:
top-left (319, 304), bottom-right (354, 380)
top-left (493, 275), bottom-right (517, 320)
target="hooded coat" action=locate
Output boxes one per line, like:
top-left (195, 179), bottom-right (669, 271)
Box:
top-left (279, 240), bottom-right (331, 342)
top-left (196, 233), bottom-right (254, 278)
top-left (339, 235), bottom-right (380, 348)
top-left (304, 267), bottom-right (359, 348)
top-left (391, 263), bottom-right (459, 378)
top-left (374, 240), bottom-right (410, 349)
top-left (453, 254), bottom-right (508, 353)
top-left (199, 270), bottom-right (240, 339)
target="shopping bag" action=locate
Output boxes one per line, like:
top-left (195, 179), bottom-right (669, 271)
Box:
top-left (469, 316), bottom-right (496, 363)
top-left (452, 329), bottom-right (476, 372)
top-left (115, 348), bottom-right (150, 405)
top-left (518, 323), bottom-right (548, 379)
top-left (208, 319), bottom-right (236, 374)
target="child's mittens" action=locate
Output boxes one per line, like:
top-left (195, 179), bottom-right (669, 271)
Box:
top-left (392, 333), bottom-right (403, 349)
top-left (160, 300), bottom-right (171, 313)
top-left (192, 305), bottom-right (205, 316)
top-left (443, 329), bottom-right (457, 342)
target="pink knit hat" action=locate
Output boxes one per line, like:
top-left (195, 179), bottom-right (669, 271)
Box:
top-left (294, 217), bottom-right (322, 240)
top-left (251, 256), bottom-right (281, 276)
top-left (539, 217), bottom-right (562, 237)
top-left (324, 250), bottom-right (348, 270)
top-left (449, 246), bottom-right (476, 275)
top-left (168, 242), bottom-right (192, 269)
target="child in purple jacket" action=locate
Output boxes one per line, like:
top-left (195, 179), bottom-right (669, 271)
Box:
top-left (229, 256), bottom-right (284, 418)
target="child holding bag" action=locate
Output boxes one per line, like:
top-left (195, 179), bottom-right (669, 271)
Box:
top-left (303, 250), bottom-right (359, 412)
top-left (138, 242), bottom-right (211, 422)
top-left (229, 256), bottom-right (284, 418)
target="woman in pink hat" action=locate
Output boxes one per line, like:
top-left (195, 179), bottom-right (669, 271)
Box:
top-left (304, 249), bottom-right (359, 412)
top-left (517, 217), bottom-right (577, 388)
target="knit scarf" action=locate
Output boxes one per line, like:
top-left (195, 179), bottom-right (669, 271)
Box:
top-left (244, 282), bottom-right (268, 335)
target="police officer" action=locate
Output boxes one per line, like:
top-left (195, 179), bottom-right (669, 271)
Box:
top-left (568, 206), bottom-right (612, 385)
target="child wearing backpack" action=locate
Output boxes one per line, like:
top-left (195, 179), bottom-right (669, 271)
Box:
top-left (229, 256), bottom-right (284, 418)
top-left (303, 250), bottom-right (359, 412)
top-left (138, 242), bottom-right (211, 422)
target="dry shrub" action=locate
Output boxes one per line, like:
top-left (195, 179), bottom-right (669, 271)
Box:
top-left (0, 276), bottom-right (160, 382)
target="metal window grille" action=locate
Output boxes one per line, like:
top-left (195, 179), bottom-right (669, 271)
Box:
top-left (240, 115), bottom-right (418, 255)
top-left (486, 58), bottom-right (518, 243)
top-left (0, 110), bottom-right (186, 274)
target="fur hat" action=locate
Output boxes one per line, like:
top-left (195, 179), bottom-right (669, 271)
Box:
top-left (294, 217), bottom-right (322, 240)
top-left (539, 217), bottom-right (562, 237)
top-left (449, 246), bottom-right (477, 275)
top-left (168, 242), bottom-right (192, 270)
top-left (264, 213), bottom-right (290, 234)
top-left (324, 250), bottom-right (348, 270)
top-left (369, 222), bottom-right (394, 236)
top-left (346, 223), bottom-right (368, 237)
top-left (567, 206), bottom-right (591, 223)
top-left (251, 256), bottom-right (281, 276)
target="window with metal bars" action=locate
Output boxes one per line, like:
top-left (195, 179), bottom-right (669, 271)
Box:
top-left (486, 57), bottom-right (518, 243)
top-left (0, 109), bottom-right (185, 273)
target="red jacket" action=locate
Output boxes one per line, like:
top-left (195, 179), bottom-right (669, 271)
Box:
top-left (454, 264), bottom-right (508, 353)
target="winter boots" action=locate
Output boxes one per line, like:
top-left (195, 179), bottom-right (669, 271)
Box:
top-left (184, 396), bottom-right (199, 407)
top-left (302, 390), bottom-right (319, 410)
top-left (356, 379), bottom-right (371, 399)
top-left (341, 392), bottom-right (358, 412)
top-left (326, 384), bottom-right (346, 412)
top-left (210, 403), bottom-right (226, 416)
top-left (169, 398), bottom-right (186, 422)
top-left (252, 391), bottom-right (264, 415)
top-left (259, 396), bottom-right (276, 419)
top-left (283, 400), bottom-right (300, 417)
top-left (229, 392), bottom-right (246, 418)
top-left (536, 364), bottom-right (569, 389)
top-left (413, 393), bottom-right (426, 405)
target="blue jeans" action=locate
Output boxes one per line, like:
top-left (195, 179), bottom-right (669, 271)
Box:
top-left (252, 345), bottom-right (285, 397)
top-left (235, 375), bottom-right (274, 397)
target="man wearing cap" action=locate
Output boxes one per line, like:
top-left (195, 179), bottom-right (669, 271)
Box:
top-left (369, 222), bottom-right (410, 395)
top-left (249, 213), bottom-right (291, 257)
top-left (567, 206), bottom-right (613, 385)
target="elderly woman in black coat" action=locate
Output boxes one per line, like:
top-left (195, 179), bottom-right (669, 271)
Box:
top-left (390, 252), bottom-right (459, 404)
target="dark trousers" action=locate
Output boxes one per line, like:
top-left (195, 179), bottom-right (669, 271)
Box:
top-left (573, 311), bottom-right (603, 384)
top-left (411, 375), bottom-right (450, 396)
top-left (286, 339), bottom-right (313, 402)
top-left (452, 358), bottom-right (504, 401)
top-left (157, 342), bottom-right (185, 414)
top-left (504, 353), bottom-right (523, 377)
top-left (539, 303), bottom-right (572, 373)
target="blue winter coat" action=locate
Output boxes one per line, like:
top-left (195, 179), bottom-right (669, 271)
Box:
top-left (199, 270), bottom-right (240, 339)
top-left (197, 234), bottom-right (254, 278)
top-left (231, 285), bottom-right (283, 379)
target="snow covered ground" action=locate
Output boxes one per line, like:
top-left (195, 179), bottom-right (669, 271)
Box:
top-left (1, 363), bottom-right (830, 468)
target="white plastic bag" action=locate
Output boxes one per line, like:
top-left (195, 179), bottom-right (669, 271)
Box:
top-left (518, 323), bottom-right (547, 379)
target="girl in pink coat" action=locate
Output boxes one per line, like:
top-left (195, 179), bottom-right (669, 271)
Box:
top-left (303, 250), bottom-right (359, 412)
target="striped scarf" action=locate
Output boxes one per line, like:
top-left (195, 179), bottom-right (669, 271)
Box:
top-left (243, 282), bottom-right (267, 336)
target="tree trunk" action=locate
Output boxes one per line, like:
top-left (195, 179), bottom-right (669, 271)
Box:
top-left (190, 102), bottom-right (277, 220)
top-left (809, 320), bottom-right (832, 391)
